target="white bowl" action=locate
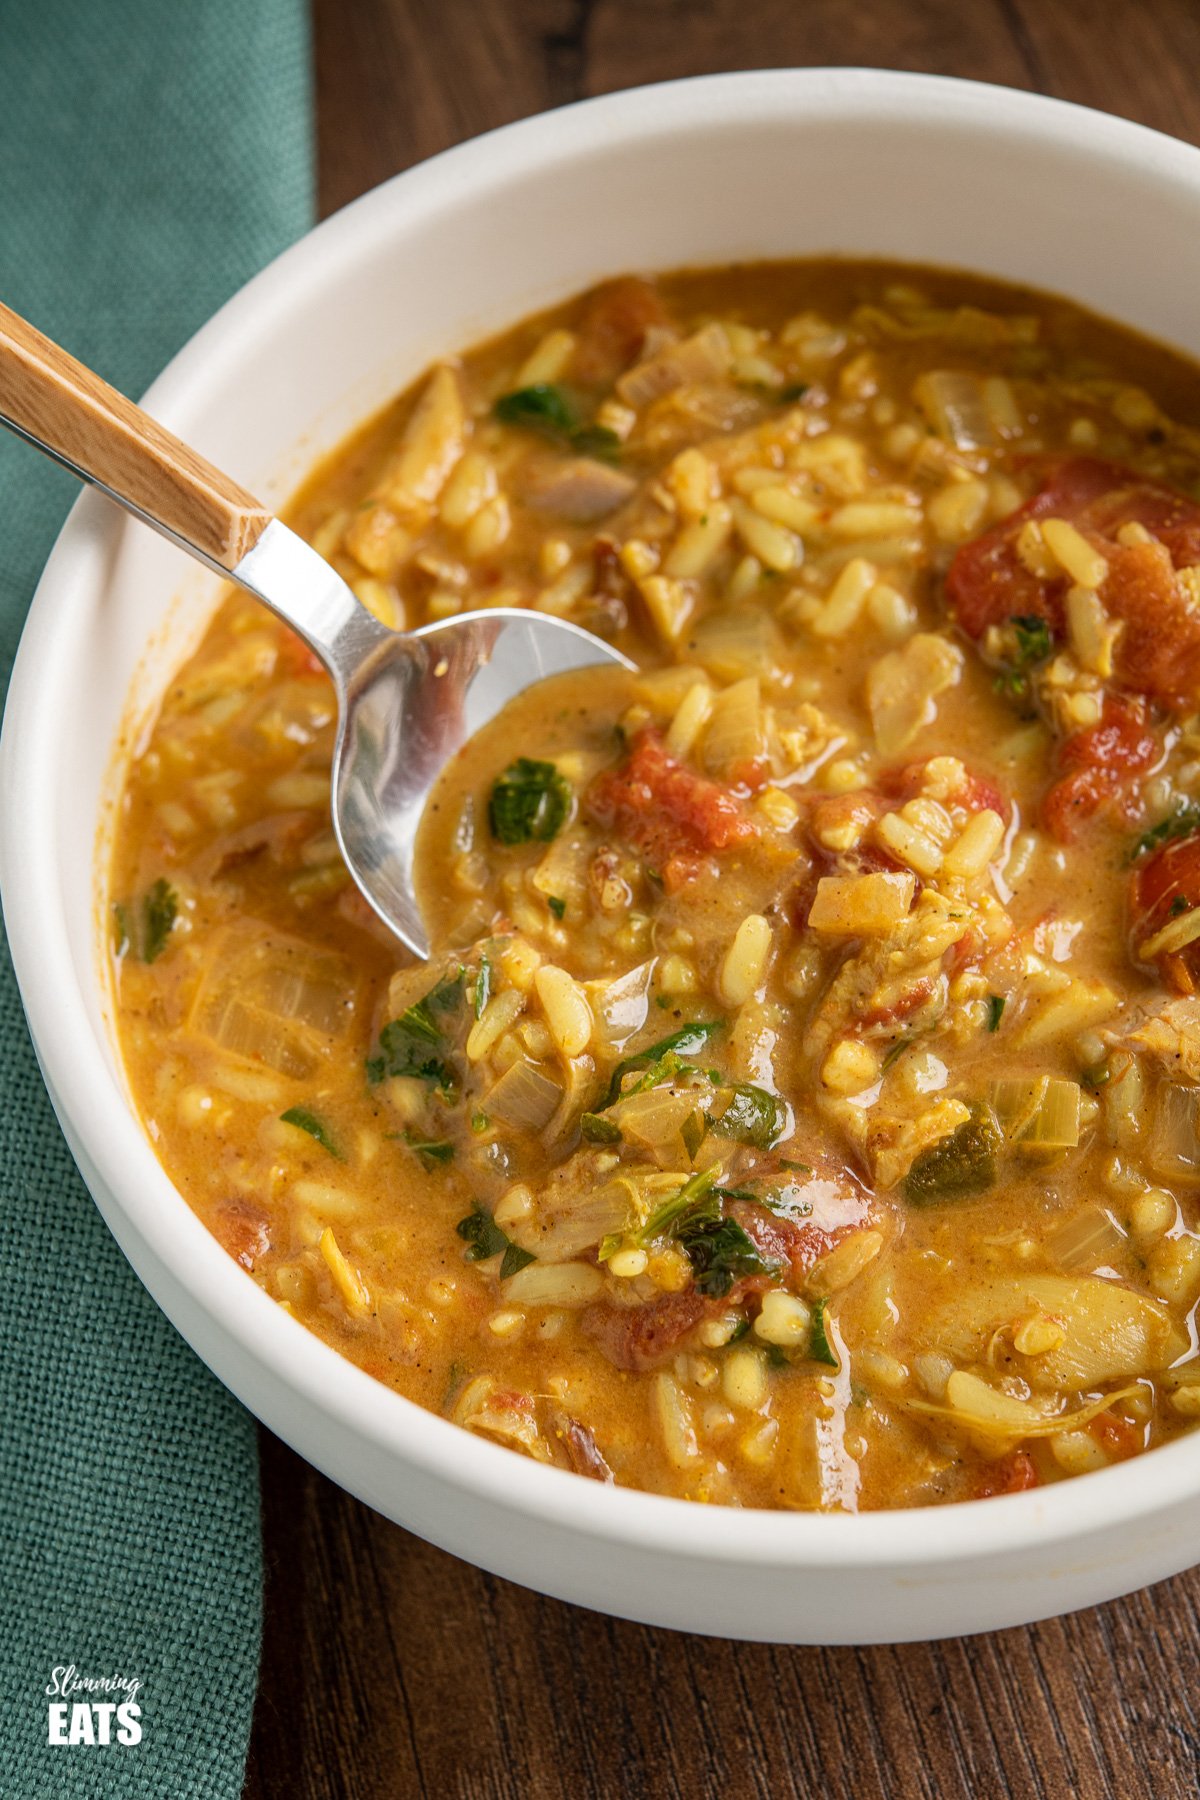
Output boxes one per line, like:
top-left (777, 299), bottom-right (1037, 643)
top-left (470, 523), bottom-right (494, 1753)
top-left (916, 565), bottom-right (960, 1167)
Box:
top-left (6, 68), bottom-right (1200, 1644)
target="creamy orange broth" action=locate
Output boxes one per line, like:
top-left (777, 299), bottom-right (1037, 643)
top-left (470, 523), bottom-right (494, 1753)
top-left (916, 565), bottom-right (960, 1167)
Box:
top-left (111, 263), bottom-right (1200, 1508)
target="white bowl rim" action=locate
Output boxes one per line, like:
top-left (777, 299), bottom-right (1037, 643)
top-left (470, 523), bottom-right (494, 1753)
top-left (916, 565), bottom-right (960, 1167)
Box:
top-left (8, 64), bottom-right (1200, 1574)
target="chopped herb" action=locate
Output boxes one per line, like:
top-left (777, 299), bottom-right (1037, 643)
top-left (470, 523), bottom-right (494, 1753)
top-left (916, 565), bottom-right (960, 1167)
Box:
top-left (680, 1108), bottom-right (705, 1161)
top-left (471, 1109), bottom-right (491, 1132)
top-left (1131, 805), bottom-right (1200, 861)
top-left (712, 1083), bottom-right (788, 1150)
top-left (655, 994), bottom-right (673, 1009)
top-left (986, 994), bottom-right (1006, 1032)
top-left (601, 1019), bottom-right (722, 1108)
top-left (597, 1231), bottom-right (623, 1263)
top-left (280, 1106), bottom-right (343, 1159)
top-left (141, 878), bottom-right (178, 962)
top-left (779, 1158), bottom-right (813, 1175)
top-left (366, 970), bottom-right (463, 1088)
top-left (366, 1025), bottom-right (454, 1090)
top-left (881, 1039), bottom-right (909, 1073)
top-left (640, 1166), bottom-right (720, 1243)
top-left (809, 1297), bottom-right (839, 1367)
top-left (994, 612), bottom-right (1054, 702)
top-left (1171, 894), bottom-right (1192, 917)
top-left (1081, 1062), bottom-right (1110, 1091)
top-left (678, 1214), bottom-right (779, 1297)
top-left (113, 877), bottom-right (178, 963)
top-left (728, 1316), bottom-right (752, 1343)
top-left (779, 383), bottom-right (809, 403)
top-left (456, 1203), bottom-right (536, 1279)
top-left (489, 757), bottom-right (572, 845)
top-left (404, 1133), bottom-right (455, 1166)
top-left (442, 1361), bottom-right (468, 1408)
top-left (474, 954), bottom-right (492, 1020)
top-left (902, 1103), bottom-right (1002, 1205)
top-left (500, 1241), bottom-right (536, 1279)
top-left (1013, 614), bottom-right (1052, 662)
top-left (457, 1204), bottom-right (507, 1261)
top-left (493, 384), bottom-right (621, 461)
top-left (548, 895), bottom-right (567, 920)
top-left (581, 1112), bottom-right (622, 1144)
top-left (637, 1167), bottom-right (777, 1296)
top-left (493, 382), bottom-right (577, 436)
top-left (569, 423), bottom-right (622, 461)
top-left (764, 1343), bottom-right (790, 1369)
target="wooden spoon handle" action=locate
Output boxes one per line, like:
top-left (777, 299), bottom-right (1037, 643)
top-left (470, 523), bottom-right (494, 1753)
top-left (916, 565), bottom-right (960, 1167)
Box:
top-left (0, 300), bottom-right (272, 571)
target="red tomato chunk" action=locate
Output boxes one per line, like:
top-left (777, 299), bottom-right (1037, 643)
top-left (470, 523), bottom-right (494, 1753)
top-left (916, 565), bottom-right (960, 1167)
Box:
top-left (586, 727), bottom-right (758, 890)
top-left (971, 1451), bottom-right (1040, 1500)
top-left (582, 1291), bottom-right (707, 1372)
top-left (1131, 827), bottom-right (1200, 992)
top-left (1041, 694), bottom-right (1158, 842)
top-left (946, 457), bottom-right (1200, 708)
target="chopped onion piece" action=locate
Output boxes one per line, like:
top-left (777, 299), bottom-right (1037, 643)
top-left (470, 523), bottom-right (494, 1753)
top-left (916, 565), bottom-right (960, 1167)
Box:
top-left (701, 676), bottom-right (764, 777)
top-left (485, 1061), bottom-right (563, 1131)
top-left (514, 1177), bottom-right (636, 1261)
top-left (926, 1271), bottom-right (1171, 1392)
top-left (617, 323), bottom-right (731, 408)
top-left (586, 961), bottom-right (653, 1051)
top-left (1149, 1082), bottom-right (1200, 1183)
top-left (910, 1372), bottom-right (1140, 1444)
top-left (691, 609), bottom-right (782, 684)
top-left (991, 1076), bottom-right (1082, 1149)
top-left (867, 632), bottom-right (963, 759)
top-left (190, 925), bottom-right (355, 1078)
top-left (913, 370), bottom-right (996, 448)
top-left (1046, 1205), bottom-right (1126, 1271)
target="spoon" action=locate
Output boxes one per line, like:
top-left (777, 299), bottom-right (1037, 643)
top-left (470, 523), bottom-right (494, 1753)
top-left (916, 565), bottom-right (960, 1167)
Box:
top-left (0, 301), bottom-right (631, 957)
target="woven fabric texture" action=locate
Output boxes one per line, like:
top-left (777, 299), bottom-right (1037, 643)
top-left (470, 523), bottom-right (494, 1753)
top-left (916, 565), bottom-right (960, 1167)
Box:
top-left (0, 0), bottom-right (313, 1791)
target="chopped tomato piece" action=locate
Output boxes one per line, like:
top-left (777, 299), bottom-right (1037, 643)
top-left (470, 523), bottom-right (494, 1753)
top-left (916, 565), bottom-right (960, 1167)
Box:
top-left (214, 1201), bottom-right (270, 1272)
top-left (856, 975), bottom-right (938, 1032)
top-left (946, 456), bottom-right (1200, 707)
top-left (880, 759), bottom-right (1010, 821)
top-left (792, 762), bottom-right (1008, 930)
top-left (1131, 825), bottom-right (1200, 992)
top-left (582, 1291), bottom-right (705, 1371)
top-left (586, 727), bottom-right (758, 890)
top-left (1090, 1411), bottom-right (1144, 1462)
top-left (572, 277), bottom-right (672, 386)
top-left (490, 1388), bottom-right (535, 1415)
top-left (1041, 694), bottom-right (1157, 841)
top-left (971, 1450), bottom-right (1039, 1499)
top-left (730, 1202), bottom-right (857, 1281)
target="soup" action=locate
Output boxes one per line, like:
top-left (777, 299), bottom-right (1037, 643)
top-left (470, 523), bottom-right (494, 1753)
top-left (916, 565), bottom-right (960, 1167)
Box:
top-left (110, 262), bottom-right (1200, 1509)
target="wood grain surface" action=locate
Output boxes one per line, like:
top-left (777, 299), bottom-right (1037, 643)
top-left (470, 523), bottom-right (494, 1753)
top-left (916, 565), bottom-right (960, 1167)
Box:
top-left (0, 302), bottom-right (269, 572)
top-left (246, 3), bottom-right (1200, 1794)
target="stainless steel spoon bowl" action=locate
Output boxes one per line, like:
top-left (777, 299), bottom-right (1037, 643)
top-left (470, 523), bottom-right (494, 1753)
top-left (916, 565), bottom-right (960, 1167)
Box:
top-left (0, 301), bottom-right (631, 957)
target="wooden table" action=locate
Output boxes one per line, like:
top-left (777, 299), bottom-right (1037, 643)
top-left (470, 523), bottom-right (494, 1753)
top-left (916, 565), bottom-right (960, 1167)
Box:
top-left (246, 3), bottom-right (1200, 1793)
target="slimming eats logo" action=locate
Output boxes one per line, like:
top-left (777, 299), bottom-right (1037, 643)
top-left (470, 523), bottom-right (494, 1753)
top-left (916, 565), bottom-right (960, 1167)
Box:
top-left (45, 1665), bottom-right (143, 1747)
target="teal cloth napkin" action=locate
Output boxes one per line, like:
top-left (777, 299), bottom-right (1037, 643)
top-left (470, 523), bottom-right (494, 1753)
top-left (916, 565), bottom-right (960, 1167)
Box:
top-left (0, 2), bottom-right (313, 1792)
